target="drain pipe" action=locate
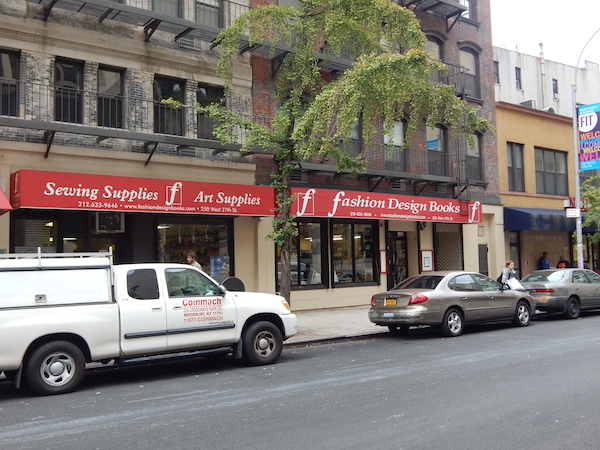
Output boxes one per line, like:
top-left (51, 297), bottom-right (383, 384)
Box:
top-left (540, 43), bottom-right (547, 110)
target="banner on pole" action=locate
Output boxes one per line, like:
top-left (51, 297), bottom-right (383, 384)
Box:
top-left (579, 102), bottom-right (600, 171)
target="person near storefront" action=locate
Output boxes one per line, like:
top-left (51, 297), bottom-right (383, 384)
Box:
top-left (187, 251), bottom-right (202, 270)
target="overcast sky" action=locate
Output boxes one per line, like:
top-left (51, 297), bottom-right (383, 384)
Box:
top-left (490, 0), bottom-right (600, 67)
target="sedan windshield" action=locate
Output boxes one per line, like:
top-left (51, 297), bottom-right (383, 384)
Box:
top-left (521, 270), bottom-right (566, 283)
top-left (393, 275), bottom-right (444, 290)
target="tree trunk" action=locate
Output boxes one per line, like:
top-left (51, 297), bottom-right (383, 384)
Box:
top-left (277, 151), bottom-right (294, 304)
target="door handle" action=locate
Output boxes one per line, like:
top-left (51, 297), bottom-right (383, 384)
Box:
top-left (151, 307), bottom-right (163, 312)
top-left (173, 305), bottom-right (183, 310)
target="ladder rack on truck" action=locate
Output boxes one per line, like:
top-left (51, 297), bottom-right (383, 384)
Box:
top-left (0, 247), bottom-right (113, 270)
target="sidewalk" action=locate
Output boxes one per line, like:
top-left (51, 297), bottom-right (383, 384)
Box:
top-left (284, 305), bottom-right (387, 345)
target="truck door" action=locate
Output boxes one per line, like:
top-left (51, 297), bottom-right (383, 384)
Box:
top-left (164, 267), bottom-right (237, 351)
top-left (118, 268), bottom-right (168, 356)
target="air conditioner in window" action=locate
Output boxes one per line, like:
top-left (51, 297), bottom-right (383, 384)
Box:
top-left (520, 99), bottom-right (537, 109)
top-left (90, 212), bottom-right (125, 234)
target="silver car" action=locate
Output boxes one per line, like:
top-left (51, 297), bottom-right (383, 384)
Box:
top-left (520, 268), bottom-right (600, 319)
top-left (369, 271), bottom-right (535, 337)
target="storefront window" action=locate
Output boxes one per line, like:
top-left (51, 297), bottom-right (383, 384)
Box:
top-left (157, 222), bottom-right (231, 278)
top-left (332, 222), bottom-right (376, 284)
top-left (13, 211), bottom-right (57, 253)
top-left (277, 221), bottom-right (324, 288)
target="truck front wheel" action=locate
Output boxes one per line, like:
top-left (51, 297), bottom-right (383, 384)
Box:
top-left (242, 321), bottom-right (283, 366)
top-left (25, 341), bottom-right (85, 395)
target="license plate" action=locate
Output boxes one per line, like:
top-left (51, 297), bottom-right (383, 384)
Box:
top-left (385, 298), bottom-right (397, 306)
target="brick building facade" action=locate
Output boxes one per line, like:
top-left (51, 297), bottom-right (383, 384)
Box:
top-left (0, 0), bottom-right (505, 310)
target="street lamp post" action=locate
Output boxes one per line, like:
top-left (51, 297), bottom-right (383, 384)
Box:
top-left (572, 28), bottom-right (600, 269)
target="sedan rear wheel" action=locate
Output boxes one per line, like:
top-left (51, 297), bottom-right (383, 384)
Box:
top-left (563, 297), bottom-right (580, 319)
top-left (513, 300), bottom-right (531, 326)
top-left (441, 308), bottom-right (463, 337)
top-left (387, 325), bottom-right (409, 336)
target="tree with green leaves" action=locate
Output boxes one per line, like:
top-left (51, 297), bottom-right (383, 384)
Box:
top-left (186, 0), bottom-right (491, 302)
top-left (580, 178), bottom-right (600, 245)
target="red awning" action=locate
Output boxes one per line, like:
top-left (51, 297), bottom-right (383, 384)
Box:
top-left (0, 188), bottom-right (12, 215)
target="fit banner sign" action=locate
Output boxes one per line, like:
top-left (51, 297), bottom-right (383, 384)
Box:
top-left (292, 187), bottom-right (482, 223)
top-left (579, 102), bottom-right (600, 171)
top-left (10, 170), bottom-right (275, 216)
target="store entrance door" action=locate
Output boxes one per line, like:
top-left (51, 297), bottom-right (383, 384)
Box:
top-left (387, 231), bottom-right (407, 290)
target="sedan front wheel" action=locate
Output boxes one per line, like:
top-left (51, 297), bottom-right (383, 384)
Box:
top-left (441, 308), bottom-right (463, 337)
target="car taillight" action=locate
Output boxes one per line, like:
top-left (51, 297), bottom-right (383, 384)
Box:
top-left (371, 296), bottom-right (376, 306)
top-left (530, 288), bottom-right (555, 293)
top-left (409, 293), bottom-right (428, 304)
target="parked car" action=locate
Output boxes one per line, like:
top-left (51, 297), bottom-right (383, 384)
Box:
top-left (369, 271), bottom-right (535, 337)
top-left (520, 268), bottom-right (600, 318)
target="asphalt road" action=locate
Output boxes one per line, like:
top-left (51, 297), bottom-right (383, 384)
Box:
top-left (2, 313), bottom-right (600, 450)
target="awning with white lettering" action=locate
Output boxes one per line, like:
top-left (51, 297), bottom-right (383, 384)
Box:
top-left (10, 170), bottom-right (275, 216)
top-left (291, 187), bottom-right (483, 223)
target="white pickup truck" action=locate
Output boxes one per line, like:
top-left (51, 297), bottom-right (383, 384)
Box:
top-left (0, 250), bottom-right (297, 395)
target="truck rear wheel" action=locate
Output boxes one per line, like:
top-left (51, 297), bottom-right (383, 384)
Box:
top-left (242, 321), bottom-right (283, 366)
top-left (25, 341), bottom-right (85, 395)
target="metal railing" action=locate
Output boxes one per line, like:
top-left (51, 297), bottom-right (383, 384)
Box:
top-left (465, 155), bottom-right (482, 180)
top-left (0, 79), bottom-right (19, 117)
top-left (444, 62), bottom-right (480, 98)
top-left (428, 150), bottom-right (448, 177)
top-left (384, 145), bottom-right (406, 172)
top-left (0, 80), bottom-right (270, 151)
top-left (126, 0), bottom-right (249, 29)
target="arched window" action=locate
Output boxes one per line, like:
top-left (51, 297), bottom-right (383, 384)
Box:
top-left (458, 43), bottom-right (481, 98)
top-left (425, 36), bottom-right (444, 83)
